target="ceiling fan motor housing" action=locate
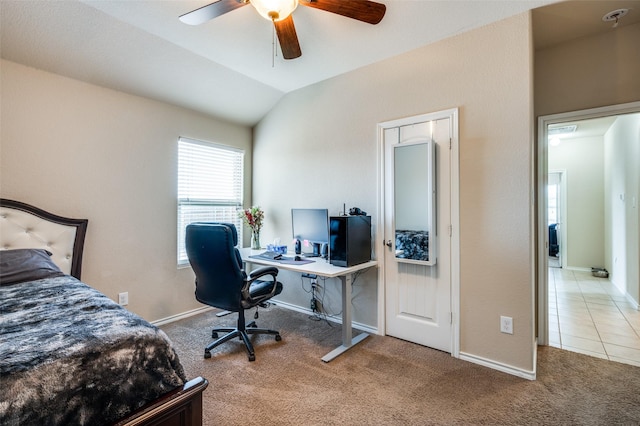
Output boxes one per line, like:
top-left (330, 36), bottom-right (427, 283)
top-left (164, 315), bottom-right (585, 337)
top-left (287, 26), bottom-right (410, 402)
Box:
top-left (251, 0), bottom-right (299, 22)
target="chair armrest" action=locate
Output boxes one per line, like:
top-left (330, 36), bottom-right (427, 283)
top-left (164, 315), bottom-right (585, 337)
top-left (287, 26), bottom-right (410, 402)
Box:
top-left (241, 266), bottom-right (279, 307)
top-left (249, 266), bottom-right (279, 280)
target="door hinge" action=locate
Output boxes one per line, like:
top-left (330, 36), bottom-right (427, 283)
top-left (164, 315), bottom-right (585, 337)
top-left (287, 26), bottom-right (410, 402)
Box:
top-left (450, 312), bottom-right (453, 324)
top-left (449, 138), bottom-right (452, 150)
top-left (448, 224), bottom-right (452, 237)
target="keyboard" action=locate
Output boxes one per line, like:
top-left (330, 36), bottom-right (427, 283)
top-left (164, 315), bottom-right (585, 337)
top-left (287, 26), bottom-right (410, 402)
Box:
top-left (256, 251), bottom-right (283, 260)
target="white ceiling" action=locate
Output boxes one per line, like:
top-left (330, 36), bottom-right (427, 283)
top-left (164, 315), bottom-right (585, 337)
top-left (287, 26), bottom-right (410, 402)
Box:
top-left (2, 0), bottom-right (637, 126)
top-left (548, 116), bottom-right (618, 142)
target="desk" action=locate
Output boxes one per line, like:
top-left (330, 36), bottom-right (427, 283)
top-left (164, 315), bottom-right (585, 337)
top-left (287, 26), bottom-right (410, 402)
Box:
top-left (239, 248), bottom-right (377, 362)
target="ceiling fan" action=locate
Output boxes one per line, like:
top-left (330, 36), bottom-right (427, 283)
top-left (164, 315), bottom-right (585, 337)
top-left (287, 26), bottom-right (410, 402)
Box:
top-left (179, 0), bottom-right (386, 60)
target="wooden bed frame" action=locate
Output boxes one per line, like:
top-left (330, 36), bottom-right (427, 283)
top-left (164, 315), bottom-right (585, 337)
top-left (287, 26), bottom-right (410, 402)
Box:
top-left (0, 198), bottom-right (208, 426)
top-left (116, 377), bottom-right (207, 426)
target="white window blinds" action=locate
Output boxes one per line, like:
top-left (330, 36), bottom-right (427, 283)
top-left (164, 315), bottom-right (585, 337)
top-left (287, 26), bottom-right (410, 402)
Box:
top-left (177, 137), bottom-right (244, 265)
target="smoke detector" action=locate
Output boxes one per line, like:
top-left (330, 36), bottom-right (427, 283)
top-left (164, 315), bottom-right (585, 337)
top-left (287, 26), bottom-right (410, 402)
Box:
top-left (602, 8), bottom-right (630, 28)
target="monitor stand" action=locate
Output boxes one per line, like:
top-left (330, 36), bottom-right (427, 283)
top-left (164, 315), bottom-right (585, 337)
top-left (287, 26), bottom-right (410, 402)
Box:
top-left (305, 243), bottom-right (322, 257)
top-left (304, 242), bottom-right (327, 258)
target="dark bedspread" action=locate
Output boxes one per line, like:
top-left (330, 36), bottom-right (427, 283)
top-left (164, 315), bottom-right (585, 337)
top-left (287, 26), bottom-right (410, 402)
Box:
top-left (0, 275), bottom-right (187, 425)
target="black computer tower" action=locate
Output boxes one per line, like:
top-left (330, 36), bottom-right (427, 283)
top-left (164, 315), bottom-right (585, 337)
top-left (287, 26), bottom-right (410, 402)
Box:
top-left (329, 215), bottom-right (371, 267)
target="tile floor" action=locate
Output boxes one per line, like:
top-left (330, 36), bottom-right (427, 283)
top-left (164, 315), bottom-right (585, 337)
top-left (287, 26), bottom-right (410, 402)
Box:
top-left (548, 267), bottom-right (640, 367)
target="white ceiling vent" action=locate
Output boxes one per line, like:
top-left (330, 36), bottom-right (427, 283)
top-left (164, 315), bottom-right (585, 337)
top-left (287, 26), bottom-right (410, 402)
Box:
top-left (548, 125), bottom-right (577, 136)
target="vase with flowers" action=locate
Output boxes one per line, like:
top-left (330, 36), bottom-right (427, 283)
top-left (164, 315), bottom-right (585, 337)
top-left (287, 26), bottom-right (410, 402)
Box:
top-left (239, 206), bottom-right (264, 249)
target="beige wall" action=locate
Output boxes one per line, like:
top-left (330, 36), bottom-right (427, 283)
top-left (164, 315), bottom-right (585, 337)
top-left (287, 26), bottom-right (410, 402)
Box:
top-left (604, 114), bottom-right (640, 302)
top-left (549, 136), bottom-right (605, 270)
top-left (0, 59), bottom-right (253, 322)
top-left (535, 22), bottom-right (640, 118)
top-left (254, 13), bottom-right (535, 372)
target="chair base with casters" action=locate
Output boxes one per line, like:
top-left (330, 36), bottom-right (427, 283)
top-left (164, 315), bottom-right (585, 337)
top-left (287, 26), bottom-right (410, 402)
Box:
top-left (205, 308), bottom-right (281, 361)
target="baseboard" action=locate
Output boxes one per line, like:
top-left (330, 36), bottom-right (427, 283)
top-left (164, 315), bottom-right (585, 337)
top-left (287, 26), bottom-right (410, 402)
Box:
top-left (152, 306), bottom-right (214, 326)
top-left (610, 278), bottom-right (640, 310)
top-left (564, 266), bottom-right (592, 273)
top-left (459, 351), bottom-right (536, 381)
top-left (624, 293), bottom-right (640, 310)
top-left (150, 301), bottom-right (379, 335)
top-left (272, 299), bottom-right (379, 335)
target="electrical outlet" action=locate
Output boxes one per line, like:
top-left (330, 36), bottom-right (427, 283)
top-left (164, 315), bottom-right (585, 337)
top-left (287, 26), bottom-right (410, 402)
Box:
top-left (500, 316), bottom-right (513, 334)
top-left (118, 292), bottom-right (129, 306)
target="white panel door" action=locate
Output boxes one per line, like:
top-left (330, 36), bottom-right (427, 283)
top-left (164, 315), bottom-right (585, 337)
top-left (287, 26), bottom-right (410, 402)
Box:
top-left (384, 116), bottom-right (452, 352)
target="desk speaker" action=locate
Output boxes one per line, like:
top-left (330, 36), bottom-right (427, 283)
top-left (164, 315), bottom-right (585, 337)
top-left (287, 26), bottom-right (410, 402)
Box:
top-left (329, 215), bottom-right (371, 267)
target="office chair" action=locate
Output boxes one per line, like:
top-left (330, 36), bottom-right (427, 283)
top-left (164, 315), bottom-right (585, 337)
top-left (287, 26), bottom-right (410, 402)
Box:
top-left (185, 222), bottom-right (283, 361)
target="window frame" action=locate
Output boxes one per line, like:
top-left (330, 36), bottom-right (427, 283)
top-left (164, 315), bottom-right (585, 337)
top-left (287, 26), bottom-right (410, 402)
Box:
top-left (177, 136), bottom-right (245, 267)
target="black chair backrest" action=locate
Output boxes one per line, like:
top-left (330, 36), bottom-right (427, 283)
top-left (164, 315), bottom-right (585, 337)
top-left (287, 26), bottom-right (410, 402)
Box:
top-left (185, 223), bottom-right (246, 312)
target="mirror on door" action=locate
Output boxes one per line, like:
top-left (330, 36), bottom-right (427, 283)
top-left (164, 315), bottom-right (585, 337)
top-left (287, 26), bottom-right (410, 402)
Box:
top-left (393, 140), bottom-right (436, 265)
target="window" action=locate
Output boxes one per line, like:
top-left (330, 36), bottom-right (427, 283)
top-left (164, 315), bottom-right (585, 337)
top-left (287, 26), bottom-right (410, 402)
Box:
top-left (177, 137), bottom-right (244, 266)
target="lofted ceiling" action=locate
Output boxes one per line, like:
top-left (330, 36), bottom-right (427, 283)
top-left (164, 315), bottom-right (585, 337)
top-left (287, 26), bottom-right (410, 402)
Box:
top-left (1, 0), bottom-right (638, 126)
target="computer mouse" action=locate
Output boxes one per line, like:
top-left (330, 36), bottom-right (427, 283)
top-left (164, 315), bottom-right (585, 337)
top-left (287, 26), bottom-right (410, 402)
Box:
top-left (295, 256), bottom-right (301, 261)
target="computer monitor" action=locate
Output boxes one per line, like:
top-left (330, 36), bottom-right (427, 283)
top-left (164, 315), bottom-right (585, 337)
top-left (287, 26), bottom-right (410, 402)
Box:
top-left (291, 208), bottom-right (329, 257)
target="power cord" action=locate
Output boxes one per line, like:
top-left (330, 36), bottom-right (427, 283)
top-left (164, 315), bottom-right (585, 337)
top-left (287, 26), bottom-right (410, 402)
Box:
top-left (311, 277), bottom-right (338, 326)
top-left (300, 274), bottom-right (335, 324)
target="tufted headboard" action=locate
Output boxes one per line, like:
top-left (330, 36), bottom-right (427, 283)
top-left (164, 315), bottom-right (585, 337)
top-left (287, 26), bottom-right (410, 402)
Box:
top-left (0, 199), bottom-right (88, 279)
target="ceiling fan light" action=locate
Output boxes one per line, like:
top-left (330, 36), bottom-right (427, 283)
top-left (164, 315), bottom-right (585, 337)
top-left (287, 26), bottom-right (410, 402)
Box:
top-left (251, 0), bottom-right (299, 21)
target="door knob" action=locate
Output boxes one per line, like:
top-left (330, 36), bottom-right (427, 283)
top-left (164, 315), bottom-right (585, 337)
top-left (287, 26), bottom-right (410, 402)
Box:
top-left (385, 240), bottom-right (393, 247)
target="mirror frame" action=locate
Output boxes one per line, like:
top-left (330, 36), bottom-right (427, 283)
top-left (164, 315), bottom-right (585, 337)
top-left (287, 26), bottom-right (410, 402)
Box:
top-left (392, 139), bottom-right (436, 266)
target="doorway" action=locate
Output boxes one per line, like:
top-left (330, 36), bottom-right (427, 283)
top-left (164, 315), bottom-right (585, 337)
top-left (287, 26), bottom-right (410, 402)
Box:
top-left (377, 108), bottom-right (460, 356)
top-left (537, 101), bottom-right (640, 365)
top-left (547, 170), bottom-right (564, 269)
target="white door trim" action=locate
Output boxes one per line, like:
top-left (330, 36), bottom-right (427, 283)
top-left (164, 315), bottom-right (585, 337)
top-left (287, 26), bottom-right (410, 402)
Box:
top-left (548, 169), bottom-right (567, 269)
top-left (376, 108), bottom-right (460, 358)
top-left (537, 101), bottom-right (640, 346)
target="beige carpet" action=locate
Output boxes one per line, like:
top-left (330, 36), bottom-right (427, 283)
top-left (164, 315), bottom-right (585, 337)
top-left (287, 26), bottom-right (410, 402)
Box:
top-left (161, 306), bottom-right (640, 425)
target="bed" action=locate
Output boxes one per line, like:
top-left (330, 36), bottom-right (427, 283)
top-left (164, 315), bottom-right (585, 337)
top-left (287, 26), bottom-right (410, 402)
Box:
top-left (0, 199), bottom-right (208, 426)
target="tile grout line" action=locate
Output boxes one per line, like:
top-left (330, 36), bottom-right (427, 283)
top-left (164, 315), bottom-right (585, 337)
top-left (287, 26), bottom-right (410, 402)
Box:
top-left (552, 268), bottom-right (640, 365)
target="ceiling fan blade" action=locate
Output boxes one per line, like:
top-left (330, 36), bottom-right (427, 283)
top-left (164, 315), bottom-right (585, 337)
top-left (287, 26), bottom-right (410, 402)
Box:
top-left (300, 0), bottom-right (386, 25)
top-left (274, 16), bottom-right (302, 60)
top-left (179, 0), bottom-right (248, 25)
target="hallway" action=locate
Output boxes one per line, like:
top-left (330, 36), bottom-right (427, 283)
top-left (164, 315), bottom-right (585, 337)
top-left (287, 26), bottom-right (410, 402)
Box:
top-left (548, 267), bottom-right (640, 366)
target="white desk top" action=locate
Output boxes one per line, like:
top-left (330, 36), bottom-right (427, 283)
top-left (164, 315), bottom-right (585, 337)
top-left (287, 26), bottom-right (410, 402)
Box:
top-left (239, 248), bottom-right (377, 278)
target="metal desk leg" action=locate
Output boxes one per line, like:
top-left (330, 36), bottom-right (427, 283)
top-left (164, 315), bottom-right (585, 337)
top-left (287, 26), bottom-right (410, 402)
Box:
top-left (321, 273), bottom-right (369, 362)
